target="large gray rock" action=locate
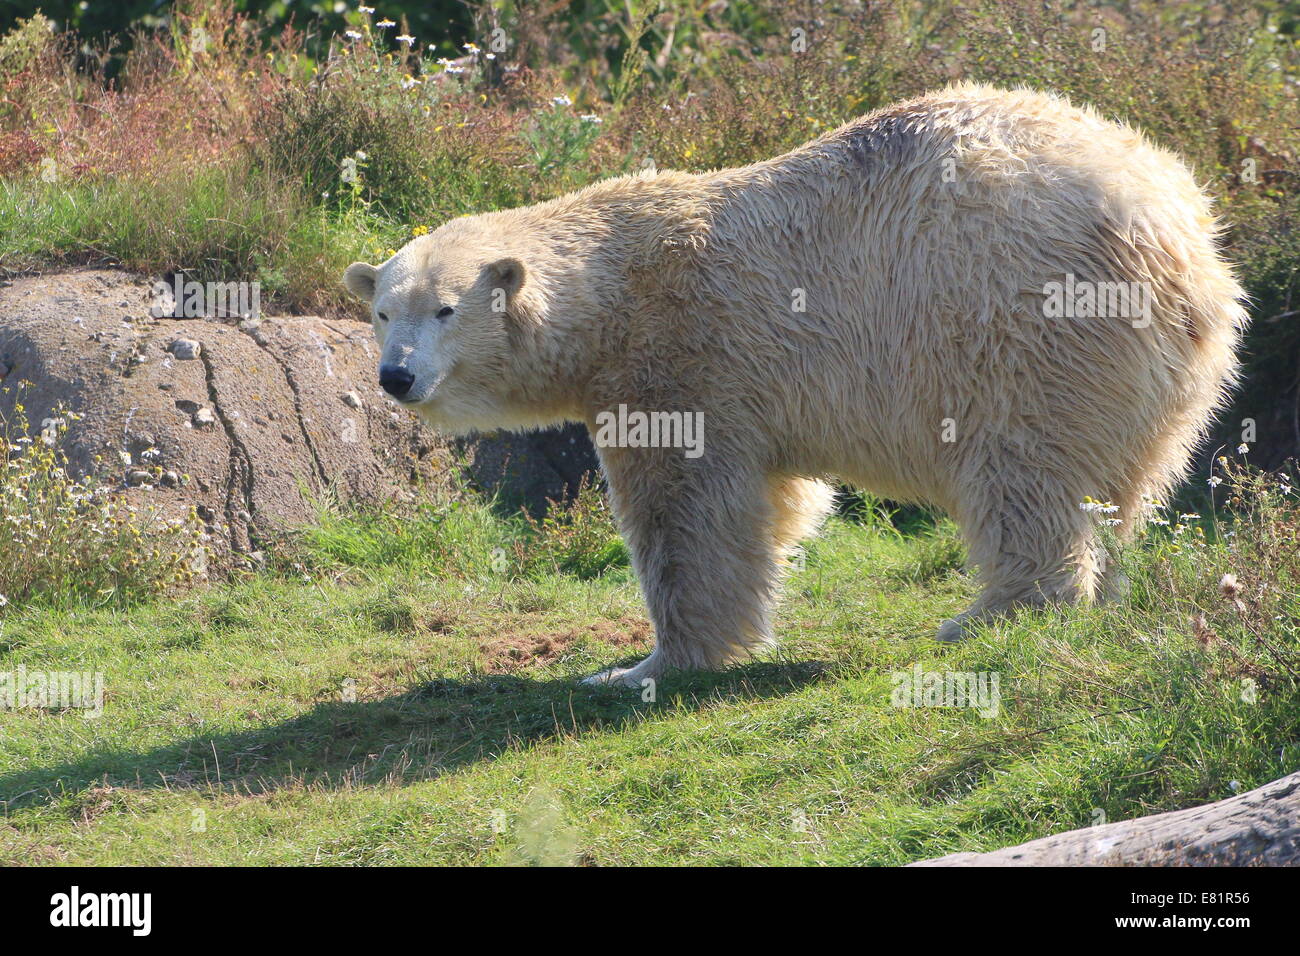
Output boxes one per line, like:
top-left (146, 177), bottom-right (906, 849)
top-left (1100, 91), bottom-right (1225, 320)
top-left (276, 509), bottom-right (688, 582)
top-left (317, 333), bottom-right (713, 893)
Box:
top-left (0, 268), bottom-right (599, 551)
top-left (458, 424), bottom-right (600, 516)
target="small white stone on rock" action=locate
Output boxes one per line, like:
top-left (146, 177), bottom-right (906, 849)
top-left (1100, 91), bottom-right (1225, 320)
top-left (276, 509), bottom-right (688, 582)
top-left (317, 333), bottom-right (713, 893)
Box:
top-left (169, 338), bottom-right (202, 360)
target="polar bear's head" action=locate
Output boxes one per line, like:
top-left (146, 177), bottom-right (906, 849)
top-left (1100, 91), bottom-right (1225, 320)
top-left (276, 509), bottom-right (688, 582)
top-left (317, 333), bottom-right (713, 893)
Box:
top-left (343, 228), bottom-right (529, 434)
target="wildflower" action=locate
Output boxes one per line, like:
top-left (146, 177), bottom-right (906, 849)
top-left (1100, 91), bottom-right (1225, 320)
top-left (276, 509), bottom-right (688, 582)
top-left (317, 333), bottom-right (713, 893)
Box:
top-left (1179, 513), bottom-right (1200, 521)
top-left (579, 113), bottom-right (602, 124)
top-left (1237, 443), bottom-right (1249, 454)
top-left (463, 42), bottom-right (479, 53)
top-left (1102, 518), bottom-right (1122, 527)
top-left (1219, 573), bottom-right (1244, 602)
top-left (0, 593), bottom-right (7, 608)
top-left (396, 34), bottom-right (415, 46)
top-left (355, 150), bottom-right (368, 160)
top-left (359, 5), bottom-right (374, 12)
top-left (411, 225), bottom-right (429, 236)
top-left (1191, 612), bottom-right (1214, 648)
top-left (551, 94), bottom-right (573, 107)
top-left (1207, 476), bottom-right (1222, 487)
top-left (376, 19), bottom-right (395, 28)
top-left (485, 52), bottom-right (497, 60)
top-left (345, 30), bottom-right (362, 40)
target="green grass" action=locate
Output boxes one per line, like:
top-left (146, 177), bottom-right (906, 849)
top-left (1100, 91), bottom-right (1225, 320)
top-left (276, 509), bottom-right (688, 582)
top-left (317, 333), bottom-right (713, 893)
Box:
top-left (1, 0), bottom-right (1299, 865)
top-left (3, 482), bottom-right (1297, 866)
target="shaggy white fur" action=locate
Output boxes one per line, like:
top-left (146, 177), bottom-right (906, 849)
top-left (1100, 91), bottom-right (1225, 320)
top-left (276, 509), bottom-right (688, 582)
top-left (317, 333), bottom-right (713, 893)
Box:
top-left (345, 84), bottom-right (1247, 686)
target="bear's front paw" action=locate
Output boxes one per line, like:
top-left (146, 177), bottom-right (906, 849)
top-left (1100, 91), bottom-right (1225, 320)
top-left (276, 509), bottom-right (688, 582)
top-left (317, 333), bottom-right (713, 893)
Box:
top-left (581, 653), bottom-right (664, 689)
top-left (580, 665), bottom-right (643, 688)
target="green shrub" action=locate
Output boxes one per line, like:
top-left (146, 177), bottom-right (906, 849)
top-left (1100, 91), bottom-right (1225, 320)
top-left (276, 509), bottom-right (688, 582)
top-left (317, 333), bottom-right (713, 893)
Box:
top-left (0, 388), bottom-right (208, 610)
top-left (518, 476), bottom-right (629, 580)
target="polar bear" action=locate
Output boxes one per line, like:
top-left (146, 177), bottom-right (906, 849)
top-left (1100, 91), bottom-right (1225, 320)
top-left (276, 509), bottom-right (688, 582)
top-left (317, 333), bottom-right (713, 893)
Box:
top-left (344, 84), bottom-right (1247, 686)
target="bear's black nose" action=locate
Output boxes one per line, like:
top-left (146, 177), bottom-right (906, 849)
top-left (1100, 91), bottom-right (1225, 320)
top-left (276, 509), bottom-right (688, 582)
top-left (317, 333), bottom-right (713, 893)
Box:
top-left (379, 365), bottom-right (415, 398)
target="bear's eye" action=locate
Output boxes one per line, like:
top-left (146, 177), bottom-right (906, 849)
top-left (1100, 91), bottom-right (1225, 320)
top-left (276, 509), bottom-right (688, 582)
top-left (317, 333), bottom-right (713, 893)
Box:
top-left (377, 311), bottom-right (389, 322)
top-left (436, 306), bottom-right (454, 319)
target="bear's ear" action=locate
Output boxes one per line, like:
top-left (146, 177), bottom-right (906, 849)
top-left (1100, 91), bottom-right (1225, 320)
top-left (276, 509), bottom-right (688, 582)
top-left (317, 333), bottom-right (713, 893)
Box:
top-left (483, 257), bottom-right (526, 301)
top-left (343, 262), bottom-right (379, 302)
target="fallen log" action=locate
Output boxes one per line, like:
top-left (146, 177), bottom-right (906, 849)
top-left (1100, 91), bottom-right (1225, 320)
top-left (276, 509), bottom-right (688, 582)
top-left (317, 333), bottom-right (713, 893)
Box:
top-left (911, 771), bottom-right (1300, 866)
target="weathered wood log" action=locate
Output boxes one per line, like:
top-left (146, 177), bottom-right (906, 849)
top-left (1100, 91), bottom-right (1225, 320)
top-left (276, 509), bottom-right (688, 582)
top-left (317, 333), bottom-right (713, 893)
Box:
top-left (911, 771), bottom-right (1300, 866)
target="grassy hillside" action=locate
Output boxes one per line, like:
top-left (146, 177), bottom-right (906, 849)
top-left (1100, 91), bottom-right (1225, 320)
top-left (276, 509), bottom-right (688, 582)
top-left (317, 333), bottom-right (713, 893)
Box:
top-left (2, 463), bottom-right (1297, 865)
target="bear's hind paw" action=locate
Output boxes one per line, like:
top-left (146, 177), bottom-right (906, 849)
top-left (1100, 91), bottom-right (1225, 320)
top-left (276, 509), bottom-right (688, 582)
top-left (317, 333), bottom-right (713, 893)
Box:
top-left (935, 617), bottom-right (973, 643)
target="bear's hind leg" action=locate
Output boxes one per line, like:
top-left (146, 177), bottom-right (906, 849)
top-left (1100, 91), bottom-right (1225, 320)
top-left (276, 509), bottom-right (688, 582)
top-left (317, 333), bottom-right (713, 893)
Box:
top-left (939, 469), bottom-right (1101, 641)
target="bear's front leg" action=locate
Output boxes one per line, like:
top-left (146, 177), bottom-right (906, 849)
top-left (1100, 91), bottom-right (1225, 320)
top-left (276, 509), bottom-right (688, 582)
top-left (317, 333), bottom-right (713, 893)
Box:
top-left (584, 445), bottom-right (780, 688)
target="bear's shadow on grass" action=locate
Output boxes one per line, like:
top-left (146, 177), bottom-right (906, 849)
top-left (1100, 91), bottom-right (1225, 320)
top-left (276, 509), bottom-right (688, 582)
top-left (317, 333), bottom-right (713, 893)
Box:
top-left (1, 659), bottom-right (829, 812)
